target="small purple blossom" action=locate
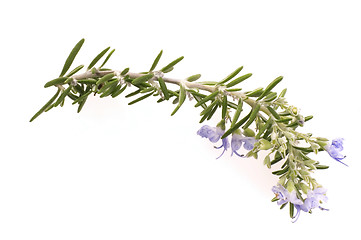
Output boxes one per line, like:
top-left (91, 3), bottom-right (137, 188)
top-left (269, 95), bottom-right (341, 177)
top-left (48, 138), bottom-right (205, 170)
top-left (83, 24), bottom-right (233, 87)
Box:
top-left (272, 184), bottom-right (302, 206)
top-left (272, 184), bottom-right (289, 205)
top-left (292, 188), bottom-right (328, 222)
top-left (325, 138), bottom-right (347, 166)
top-left (197, 125), bottom-right (229, 159)
top-left (304, 188), bottom-right (328, 211)
top-left (197, 125), bottom-right (221, 143)
top-left (243, 137), bottom-right (257, 150)
top-left (231, 133), bottom-right (257, 157)
top-left (272, 184), bottom-right (329, 222)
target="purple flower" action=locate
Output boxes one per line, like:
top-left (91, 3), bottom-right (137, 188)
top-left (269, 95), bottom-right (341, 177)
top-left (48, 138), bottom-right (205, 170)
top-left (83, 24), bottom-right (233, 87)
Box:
top-left (197, 125), bottom-right (229, 159)
top-left (272, 185), bottom-right (329, 222)
top-left (197, 125), bottom-right (221, 143)
top-left (272, 184), bottom-right (303, 206)
top-left (272, 184), bottom-right (289, 205)
top-left (304, 188), bottom-right (328, 210)
top-left (272, 184), bottom-right (306, 223)
top-left (231, 133), bottom-right (257, 157)
top-left (325, 138), bottom-right (347, 166)
top-left (293, 188), bottom-right (328, 223)
top-left (243, 137), bottom-right (257, 150)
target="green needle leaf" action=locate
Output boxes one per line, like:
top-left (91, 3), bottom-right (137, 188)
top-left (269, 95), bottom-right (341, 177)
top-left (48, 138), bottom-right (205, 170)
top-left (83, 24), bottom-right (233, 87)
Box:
top-left (149, 50), bottom-right (163, 72)
top-left (140, 87), bottom-right (155, 94)
top-left (99, 49), bottom-right (115, 68)
top-left (66, 92), bottom-right (78, 101)
top-left (96, 73), bottom-right (115, 86)
top-left (29, 89), bottom-right (61, 122)
top-left (231, 98), bottom-right (243, 127)
top-left (304, 115), bottom-right (313, 122)
top-left (199, 100), bottom-right (219, 122)
top-left (110, 84), bottom-right (122, 96)
top-left (54, 86), bottom-right (72, 107)
top-left (87, 47), bottom-right (110, 70)
top-left (100, 82), bottom-right (119, 98)
top-left (132, 74), bottom-right (154, 85)
top-left (272, 167), bottom-right (289, 175)
top-left (97, 80), bottom-right (118, 94)
top-left (315, 165), bottom-right (329, 170)
top-left (112, 85), bottom-right (127, 98)
top-left (221, 95), bottom-right (228, 119)
top-left (194, 91), bottom-right (219, 107)
top-left (161, 56), bottom-right (184, 73)
top-left (186, 74), bottom-right (201, 82)
top-left (276, 117), bottom-right (293, 123)
top-left (60, 38), bottom-right (85, 77)
top-left (44, 77), bottom-right (68, 88)
top-left (279, 88), bottom-right (287, 98)
top-left (255, 117), bottom-right (273, 139)
top-left (121, 67), bottom-right (129, 75)
top-left (171, 85), bottom-right (186, 116)
top-left (162, 66), bottom-right (173, 73)
top-left (222, 111), bottom-right (252, 139)
top-left (226, 88), bottom-right (242, 92)
top-left (289, 203), bottom-right (294, 218)
top-left (225, 73), bottom-right (252, 88)
top-left (207, 103), bottom-right (219, 120)
top-left (74, 84), bottom-right (85, 94)
top-left (218, 66), bottom-right (244, 85)
top-left (193, 95), bottom-right (207, 109)
top-left (207, 105), bottom-right (219, 120)
top-left (267, 106), bottom-right (281, 120)
top-left (257, 76), bottom-right (283, 100)
top-left (77, 79), bottom-right (97, 84)
top-left (242, 103), bottom-right (261, 129)
top-left (125, 89), bottom-right (141, 98)
top-left (158, 77), bottom-right (169, 100)
top-left (246, 87), bottom-right (264, 97)
top-left (128, 92), bottom-right (154, 105)
top-left (72, 91), bottom-right (92, 105)
top-left (263, 92), bottom-right (278, 102)
top-left (77, 97), bottom-right (88, 113)
top-left (65, 65), bottom-right (84, 77)
top-left (200, 100), bottom-right (218, 116)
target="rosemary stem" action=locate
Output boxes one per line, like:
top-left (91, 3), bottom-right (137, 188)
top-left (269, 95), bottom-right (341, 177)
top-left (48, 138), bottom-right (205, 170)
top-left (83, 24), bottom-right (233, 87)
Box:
top-left (72, 70), bottom-right (272, 117)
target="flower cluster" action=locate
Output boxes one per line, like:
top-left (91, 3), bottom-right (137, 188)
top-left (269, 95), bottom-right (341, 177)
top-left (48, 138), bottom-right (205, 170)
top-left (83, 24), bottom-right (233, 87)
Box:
top-left (197, 122), bottom-right (257, 159)
top-left (198, 120), bottom-right (345, 222)
top-left (272, 184), bottom-right (328, 222)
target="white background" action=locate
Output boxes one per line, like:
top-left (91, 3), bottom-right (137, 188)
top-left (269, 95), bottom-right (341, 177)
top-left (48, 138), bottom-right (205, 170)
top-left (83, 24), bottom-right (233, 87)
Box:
top-left (1, 0), bottom-right (360, 239)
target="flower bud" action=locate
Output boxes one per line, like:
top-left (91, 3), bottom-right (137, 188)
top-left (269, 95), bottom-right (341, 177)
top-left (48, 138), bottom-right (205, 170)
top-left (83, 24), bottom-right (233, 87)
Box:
top-left (316, 140), bottom-right (328, 148)
top-left (316, 137), bottom-right (329, 141)
top-left (286, 180), bottom-right (295, 192)
top-left (263, 155), bottom-right (271, 168)
top-left (299, 182), bottom-right (310, 194)
top-left (259, 139), bottom-right (272, 150)
top-left (243, 128), bottom-right (255, 137)
top-left (271, 131), bottom-right (278, 141)
top-left (278, 176), bottom-right (287, 185)
top-left (289, 106), bottom-right (299, 116)
top-left (299, 170), bottom-right (310, 176)
top-left (310, 142), bottom-right (320, 154)
top-left (284, 132), bottom-right (295, 141)
top-left (216, 119), bottom-right (226, 130)
top-left (233, 128), bottom-right (242, 135)
top-left (289, 159), bottom-right (296, 170)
